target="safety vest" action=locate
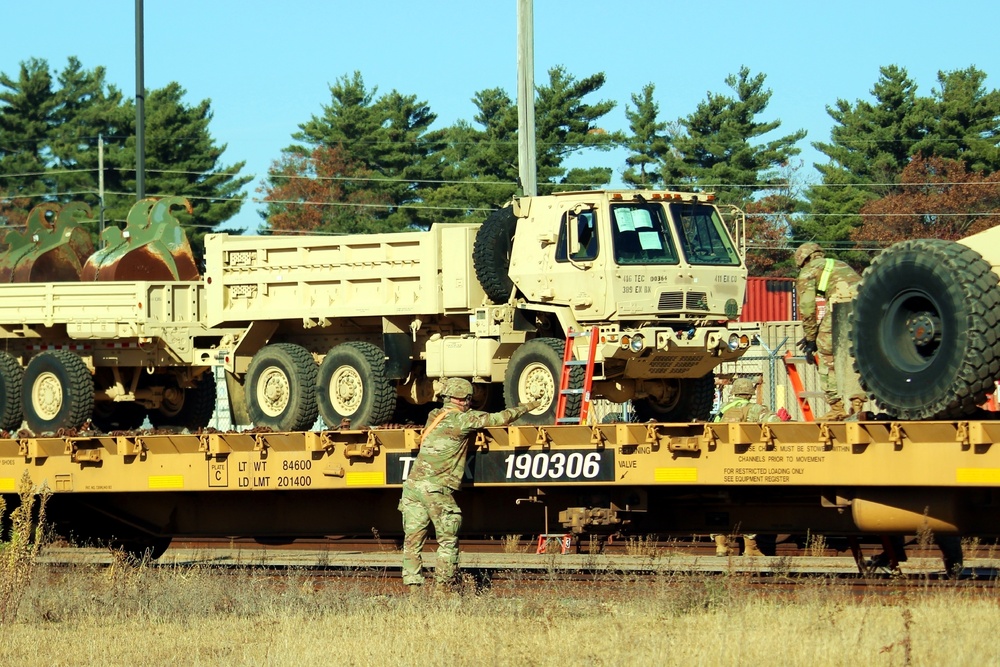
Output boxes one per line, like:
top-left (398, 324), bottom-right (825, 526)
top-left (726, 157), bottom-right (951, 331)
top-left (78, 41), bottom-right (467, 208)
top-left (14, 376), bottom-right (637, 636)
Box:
top-left (817, 258), bottom-right (836, 296)
top-left (713, 398), bottom-right (750, 422)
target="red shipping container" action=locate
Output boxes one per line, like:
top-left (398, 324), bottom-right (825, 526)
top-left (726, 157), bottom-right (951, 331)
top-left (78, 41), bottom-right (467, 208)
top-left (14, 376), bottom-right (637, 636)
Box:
top-left (740, 277), bottom-right (796, 322)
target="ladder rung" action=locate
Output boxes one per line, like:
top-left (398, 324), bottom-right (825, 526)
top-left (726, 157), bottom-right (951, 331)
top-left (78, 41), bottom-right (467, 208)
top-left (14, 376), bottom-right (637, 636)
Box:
top-left (556, 417), bottom-right (580, 424)
top-left (798, 391), bottom-right (826, 398)
top-left (560, 388), bottom-right (584, 395)
top-left (565, 360), bottom-right (589, 366)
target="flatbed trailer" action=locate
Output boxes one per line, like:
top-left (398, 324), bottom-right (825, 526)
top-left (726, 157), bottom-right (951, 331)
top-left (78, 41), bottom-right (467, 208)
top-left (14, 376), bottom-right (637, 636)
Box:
top-left (3, 419), bottom-right (999, 555)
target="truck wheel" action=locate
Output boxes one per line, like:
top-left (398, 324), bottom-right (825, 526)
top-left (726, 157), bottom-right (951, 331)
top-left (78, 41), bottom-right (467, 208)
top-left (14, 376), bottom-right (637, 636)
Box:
top-left (504, 338), bottom-right (582, 425)
top-left (851, 239), bottom-right (1000, 420)
top-left (246, 343), bottom-right (318, 431)
top-left (149, 373), bottom-right (217, 430)
top-left (92, 401), bottom-right (147, 432)
top-left (473, 206), bottom-right (517, 303)
top-left (0, 351), bottom-right (24, 431)
top-left (317, 341), bottom-right (396, 428)
top-left (633, 374), bottom-right (715, 422)
top-left (21, 350), bottom-right (94, 433)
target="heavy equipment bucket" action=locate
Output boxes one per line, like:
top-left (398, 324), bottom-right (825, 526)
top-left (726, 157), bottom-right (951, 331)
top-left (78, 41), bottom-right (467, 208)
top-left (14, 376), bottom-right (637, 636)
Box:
top-left (0, 202), bottom-right (96, 282)
top-left (82, 196), bottom-right (200, 281)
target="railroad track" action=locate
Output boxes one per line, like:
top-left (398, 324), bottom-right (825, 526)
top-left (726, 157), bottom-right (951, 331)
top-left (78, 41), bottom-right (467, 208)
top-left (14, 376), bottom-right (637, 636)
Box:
top-left (37, 539), bottom-right (1000, 587)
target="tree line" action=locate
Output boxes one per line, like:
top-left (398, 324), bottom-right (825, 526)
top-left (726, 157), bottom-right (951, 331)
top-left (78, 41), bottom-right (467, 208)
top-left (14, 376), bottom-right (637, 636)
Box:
top-left (2, 57), bottom-right (999, 274)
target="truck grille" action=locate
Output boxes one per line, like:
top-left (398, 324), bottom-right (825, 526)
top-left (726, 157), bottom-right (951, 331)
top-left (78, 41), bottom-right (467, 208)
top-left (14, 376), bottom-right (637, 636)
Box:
top-left (658, 291), bottom-right (709, 312)
top-left (658, 291), bottom-right (684, 310)
top-left (649, 355), bottom-right (703, 374)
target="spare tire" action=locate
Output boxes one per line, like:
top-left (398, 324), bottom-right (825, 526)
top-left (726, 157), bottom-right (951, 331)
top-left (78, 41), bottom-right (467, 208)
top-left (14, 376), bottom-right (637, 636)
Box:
top-left (473, 206), bottom-right (518, 303)
top-left (851, 239), bottom-right (1000, 420)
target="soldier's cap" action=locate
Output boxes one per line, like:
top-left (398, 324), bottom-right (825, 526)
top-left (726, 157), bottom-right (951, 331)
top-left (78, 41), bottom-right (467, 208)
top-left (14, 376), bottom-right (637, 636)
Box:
top-left (731, 377), bottom-right (756, 397)
top-left (442, 377), bottom-right (473, 399)
top-left (794, 241), bottom-right (822, 267)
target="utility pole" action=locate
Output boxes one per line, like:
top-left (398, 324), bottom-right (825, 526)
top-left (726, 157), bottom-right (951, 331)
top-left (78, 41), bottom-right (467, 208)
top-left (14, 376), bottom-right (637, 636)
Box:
top-left (135, 0), bottom-right (145, 200)
top-left (516, 0), bottom-right (537, 196)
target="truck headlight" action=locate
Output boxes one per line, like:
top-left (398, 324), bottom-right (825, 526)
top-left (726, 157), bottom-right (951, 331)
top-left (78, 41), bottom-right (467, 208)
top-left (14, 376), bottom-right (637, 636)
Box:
top-left (629, 334), bottom-right (644, 352)
top-left (727, 333), bottom-right (751, 350)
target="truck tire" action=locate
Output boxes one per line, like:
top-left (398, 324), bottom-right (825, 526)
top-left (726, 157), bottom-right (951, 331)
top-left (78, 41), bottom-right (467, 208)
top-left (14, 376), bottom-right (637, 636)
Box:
top-left (632, 374), bottom-right (715, 422)
top-left (92, 401), bottom-right (147, 432)
top-left (317, 341), bottom-right (396, 428)
top-left (504, 338), bottom-right (582, 425)
top-left (473, 206), bottom-right (518, 303)
top-left (21, 350), bottom-right (94, 433)
top-left (246, 343), bottom-right (318, 431)
top-left (0, 351), bottom-right (24, 431)
top-left (851, 239), bottom-right (1000, 420)
top-left (149, 373), bottom-right (217, 430)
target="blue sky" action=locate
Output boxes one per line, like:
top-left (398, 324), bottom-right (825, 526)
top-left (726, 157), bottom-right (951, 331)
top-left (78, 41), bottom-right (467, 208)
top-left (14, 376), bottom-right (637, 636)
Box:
top-left (3, 0), bottom-right (999, 233)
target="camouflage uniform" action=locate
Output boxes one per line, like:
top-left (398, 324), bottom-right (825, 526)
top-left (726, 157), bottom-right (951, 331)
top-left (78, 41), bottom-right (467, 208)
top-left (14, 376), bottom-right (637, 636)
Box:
top-left (399, 380), bottom-right (530, 587)
top-left (712, 378), bottom-right (782, 423)
top-left (710, 378), bottom-right (779, 556)
top-left (796, 246), bottom-right (861, 413)
top-left (713, 398), bottom-right (782, 423)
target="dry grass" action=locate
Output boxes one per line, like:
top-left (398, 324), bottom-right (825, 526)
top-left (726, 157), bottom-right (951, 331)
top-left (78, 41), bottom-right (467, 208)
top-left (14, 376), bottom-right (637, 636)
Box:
top-left (0, 471), bottom-right (50, 625)
top-left (1, 558), bottom-right (999, 665)
top-left (3, 497), bottom-right (1000, 665)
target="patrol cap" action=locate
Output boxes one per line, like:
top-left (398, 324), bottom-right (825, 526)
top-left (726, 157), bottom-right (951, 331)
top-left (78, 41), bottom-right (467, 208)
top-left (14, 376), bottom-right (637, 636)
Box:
top-left (731, 377), bottom-right (756, 397)
top-left (794, 242), bottom-right (822, 268)
top-left (442, 378), bottom-right (473, 399)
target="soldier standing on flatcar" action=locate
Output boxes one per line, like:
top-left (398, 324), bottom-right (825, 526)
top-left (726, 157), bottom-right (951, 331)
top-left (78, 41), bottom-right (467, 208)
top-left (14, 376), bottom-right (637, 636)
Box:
top-left (399, 378), bottom-right (539, 592)
top-left (794, 242), bottom-right (862, 421)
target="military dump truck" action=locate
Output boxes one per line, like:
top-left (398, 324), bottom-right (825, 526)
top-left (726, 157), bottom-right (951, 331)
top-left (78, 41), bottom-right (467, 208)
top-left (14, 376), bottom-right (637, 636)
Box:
top-left (0, 189), bottom-right (752, 434)
top-left (851, 225), bottom-right (1000, 420)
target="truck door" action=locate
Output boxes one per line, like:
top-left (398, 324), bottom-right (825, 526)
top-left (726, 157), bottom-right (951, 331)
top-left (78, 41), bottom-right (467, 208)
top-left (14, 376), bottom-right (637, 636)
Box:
top-left (550, 207), bottom-right (609, 319)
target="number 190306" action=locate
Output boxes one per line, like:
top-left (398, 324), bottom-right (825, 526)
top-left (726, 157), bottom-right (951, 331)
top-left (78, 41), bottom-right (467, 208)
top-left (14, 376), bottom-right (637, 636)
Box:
top-left (500, 450), bottom-right (609, 482)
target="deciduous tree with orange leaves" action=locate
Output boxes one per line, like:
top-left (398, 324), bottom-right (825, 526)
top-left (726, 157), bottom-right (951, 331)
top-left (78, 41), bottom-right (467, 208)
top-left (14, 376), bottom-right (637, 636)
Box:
top-left (259, 145), bottom-right (393, 235)
top-left (853, 154), bottom-right (1000, 247)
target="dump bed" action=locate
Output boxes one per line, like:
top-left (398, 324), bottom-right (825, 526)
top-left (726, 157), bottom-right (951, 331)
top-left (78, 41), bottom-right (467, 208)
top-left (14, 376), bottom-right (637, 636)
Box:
top-left (203, 225), bottom-right (485, 328)
top-left (0, 281), bottom-right (213, 362)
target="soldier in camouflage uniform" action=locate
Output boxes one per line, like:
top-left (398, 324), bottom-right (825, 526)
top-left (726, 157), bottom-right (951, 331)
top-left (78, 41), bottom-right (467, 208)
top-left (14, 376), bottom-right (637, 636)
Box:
top-left (399, 378), bottom-right (539, 590)
top-left (795, 242), bottom-right (861, 421)
top-left (712, 377), bottom-right (784, 424)
top-left (710, 377), bottom-right (785, 556)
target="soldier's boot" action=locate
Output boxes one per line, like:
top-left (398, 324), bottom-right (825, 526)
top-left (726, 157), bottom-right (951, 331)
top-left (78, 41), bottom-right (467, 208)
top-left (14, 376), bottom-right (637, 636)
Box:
top-left (714, 534), bottom-right (730, 556)
top-left (742, 536), bottom-right (765, 557)
top-left (820, 399), bottom-right (849, 421)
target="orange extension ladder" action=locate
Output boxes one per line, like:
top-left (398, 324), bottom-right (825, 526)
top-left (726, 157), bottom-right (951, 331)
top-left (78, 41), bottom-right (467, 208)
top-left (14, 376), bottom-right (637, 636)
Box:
top-left (555, 327), bottom-right (599, 425)
top-left (782, 350), bottom-right (821, 422)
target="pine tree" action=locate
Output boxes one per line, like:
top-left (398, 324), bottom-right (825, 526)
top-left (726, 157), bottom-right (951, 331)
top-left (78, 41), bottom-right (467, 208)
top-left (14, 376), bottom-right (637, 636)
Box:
top-left (0, 58), bottom-right (57, 226)
top-left (801, 65), bottom-right (924, 259)
top-left (276, 71), bottom-right (445, 232)
top-left (622, 83), bottom-right (670, 189)
top-left (912, 66), bottom-right (1000, 173)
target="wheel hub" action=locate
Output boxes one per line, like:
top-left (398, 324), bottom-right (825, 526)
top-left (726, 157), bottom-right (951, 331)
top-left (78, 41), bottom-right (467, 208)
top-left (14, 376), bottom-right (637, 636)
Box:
top-left (906, 312), bottom-right (941, 347)
top-left (330, 365), bottom-right (362, 414)
top-left (257, 367), bottom-right (290, 417)
top-left (518, 361), bottom-right (554, 409)
top-left (32, 371), bottom-right (63, 421)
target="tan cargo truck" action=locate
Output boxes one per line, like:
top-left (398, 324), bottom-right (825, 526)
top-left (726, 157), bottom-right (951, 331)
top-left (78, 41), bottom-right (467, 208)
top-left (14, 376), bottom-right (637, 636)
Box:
top-left (0, 190), bottom-right (752, 434)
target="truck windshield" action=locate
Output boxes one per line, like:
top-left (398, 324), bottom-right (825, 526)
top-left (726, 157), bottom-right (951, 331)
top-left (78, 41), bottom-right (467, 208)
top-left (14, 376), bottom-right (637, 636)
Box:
top-left (610, 204), bottom-right (680, 266)
top-left (668, 202), bottom-right (741, 266)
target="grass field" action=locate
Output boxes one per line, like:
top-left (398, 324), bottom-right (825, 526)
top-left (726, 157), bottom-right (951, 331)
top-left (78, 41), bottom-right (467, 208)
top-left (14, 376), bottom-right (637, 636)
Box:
top-left (3, 476), bottom-right (1000, 666)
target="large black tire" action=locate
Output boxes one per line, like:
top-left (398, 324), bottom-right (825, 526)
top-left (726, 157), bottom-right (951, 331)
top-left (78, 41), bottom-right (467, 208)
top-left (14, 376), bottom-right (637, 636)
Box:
top-left (504, 338), bottom-right (582, 425)
top-left (92, 401), bottom-right (148, 432)
top-left (0, 351), bottom-right (24, 431)
top-left (21, 350), bottom-right (94, 433)
top-left (632, 374), bottom-right (715, 422)
top-left (246, 343), bottom-right (318, 431)
top-left (851, 239), bottom-right (1000, 420)
top-left (473, 206), bottom-right (518, 303)
top-left (316, 341), bottom-right (396, 428)
top-left (148, 373), bottom-right (217, 430)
